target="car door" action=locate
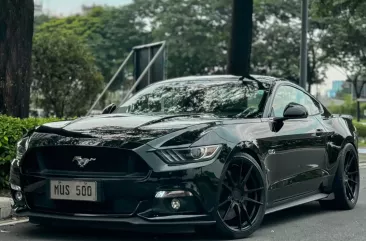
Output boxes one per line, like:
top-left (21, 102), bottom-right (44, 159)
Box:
top-left (261, 84), bottom-right (328, 204)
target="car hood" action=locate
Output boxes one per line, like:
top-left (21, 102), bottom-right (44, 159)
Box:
top-left (32, 114), bottom-right (223, 148)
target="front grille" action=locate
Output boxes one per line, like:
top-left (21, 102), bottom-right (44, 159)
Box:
top-left (21, 146), bottom-right (150, 176)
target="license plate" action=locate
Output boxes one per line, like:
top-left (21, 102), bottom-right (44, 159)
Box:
top-left (50, 180), bottom-right (97, 201)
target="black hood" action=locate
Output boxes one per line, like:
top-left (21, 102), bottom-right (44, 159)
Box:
top-left (31, 114), bottom-right (223, 149)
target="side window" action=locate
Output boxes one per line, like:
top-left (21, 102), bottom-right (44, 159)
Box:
top-left (271, 86), bottom-right (321, 117)
top-left (305, 96), bottom-right (322, 115)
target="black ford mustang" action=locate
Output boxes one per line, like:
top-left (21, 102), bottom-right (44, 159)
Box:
top-left (10, 75), bottom-right (360, 239)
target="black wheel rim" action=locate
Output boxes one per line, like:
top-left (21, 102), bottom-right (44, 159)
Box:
top-left (217, 159), bottom-right (265, 232)
top-left (343, 149), bottom-right (359, 202)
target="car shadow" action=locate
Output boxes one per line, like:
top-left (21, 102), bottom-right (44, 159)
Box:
top-left (260, 201), bottom-right (332, 229)
top-left (19, 202), bottom-right (334, 241)
top-left (21, 225), bottom-right (200, 241)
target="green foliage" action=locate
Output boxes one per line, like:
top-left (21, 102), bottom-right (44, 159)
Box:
top-left (328, 95), bottom-right (357, 116)
top-left (135, 0), bottom-right (232, 77)
top-left (313, 0), bottom-right (366, 96)
top-left (328, 95), bottom-right (366, 119)
top-left (37, 6), bottom-right (150, 88)
top-left (0, 116), bottom-right (61, 189)
top-left (133, 0), bottom-right (231, 78)
top-left (33, 0), bottom-right (328, 92)
top-left (32, 29), bottom-right (104, 117)
top-left (353, 121), bottom-right (366, 139)
top-left (34, 14), bottom-right (53, 29)
top-left (251, 0), bottom-right (327, 88)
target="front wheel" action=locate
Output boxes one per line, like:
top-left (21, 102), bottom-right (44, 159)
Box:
top-left (319, 143), bottom-right (360, 210)
top-left (214, 153), bottom-right (266, 239)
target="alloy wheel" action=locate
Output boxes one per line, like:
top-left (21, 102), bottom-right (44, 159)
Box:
top-left (343, 149), bottom-right (359, 203)
top-left (217, 159), bottom-right (265, 232)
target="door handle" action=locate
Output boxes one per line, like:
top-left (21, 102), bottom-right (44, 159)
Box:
top-left (315, 129), bottom-right (324, 137)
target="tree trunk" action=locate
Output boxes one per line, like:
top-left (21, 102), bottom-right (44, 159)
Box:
top-left (227, 0), bottom-right (253, 76)
top-left (0, 0), bottom-right (34, 118)
top-left (353, 80), bottom-right (366, 122)
top-left (306, 56), bottom-right (313, 93)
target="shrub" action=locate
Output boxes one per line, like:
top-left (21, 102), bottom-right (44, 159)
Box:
top-left (32, 29), bottom-right (103, 118)
top-left (328, 94), bottom-right (366, 118)
top-left (0, 116), bottom-right (61, 189)
top-left (353, 121), bottom-right (366, 139)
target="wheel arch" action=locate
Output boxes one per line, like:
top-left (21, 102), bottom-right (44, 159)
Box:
top-left (215, 143), bottom-right (267, 239)
top-left (227, 141), bottom-right (264, 171)
top-left (342, 136), bottom-right (357, 151)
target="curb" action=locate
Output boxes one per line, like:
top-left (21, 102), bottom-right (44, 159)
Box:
top-left (0, 197), bottom-right (12, 220)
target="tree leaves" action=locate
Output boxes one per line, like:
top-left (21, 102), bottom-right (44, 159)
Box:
top-left (0, 116), bottom-right (62, 189)
top-left (32, 0), bottom-right (337, 97)
top-left (133, 0), bottom-right (232, 78)
top-left (36, 6), bottom-right (149, 90)
top-left (313, 0), bottom-right (366, 96)
top-left (251, 0), bottom-right (327, 89)
top-left (32, 30), bottom-right (104, 117)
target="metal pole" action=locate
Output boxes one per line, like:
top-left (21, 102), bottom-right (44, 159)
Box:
top-left (119, 42), bottom-right (166, 106)
top-left (87, 50), bottom-right (134, 115)
top-left (300, 0), bottom-right (309, 89)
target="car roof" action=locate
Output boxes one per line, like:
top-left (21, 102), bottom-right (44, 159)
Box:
top-left (154, 75), bottom-right (310, 94)
top-left (161, 74), bottom-right (283, 85)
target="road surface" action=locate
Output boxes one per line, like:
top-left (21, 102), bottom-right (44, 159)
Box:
top-left (1, 169), bottom-right (366, 241)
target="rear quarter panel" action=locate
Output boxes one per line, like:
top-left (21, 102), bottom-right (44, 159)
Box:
top-left (319, 115), bottom-right (358, 175)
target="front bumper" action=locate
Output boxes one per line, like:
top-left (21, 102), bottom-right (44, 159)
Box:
top-left (10, 154), bottom-right (226, 227)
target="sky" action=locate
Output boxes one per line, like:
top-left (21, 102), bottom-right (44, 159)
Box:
top-left (37, 0), bottom-right (344, 95)
top-left (39, 0), bottom-right (132, 16)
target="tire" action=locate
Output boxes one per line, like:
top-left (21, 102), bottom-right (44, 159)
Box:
top-left (319, 143), bottom-right (360, 210)
top-left (214, 153), bottom-right (266, 239)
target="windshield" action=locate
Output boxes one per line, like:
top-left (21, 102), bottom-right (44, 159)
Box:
top-left (116, 79), bottom-right (268, 118)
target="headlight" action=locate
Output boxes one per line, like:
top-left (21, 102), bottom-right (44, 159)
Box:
top-left (15, 137), bottom-right (29, 160)
top-left (156, 144), bottom-right (222, 164)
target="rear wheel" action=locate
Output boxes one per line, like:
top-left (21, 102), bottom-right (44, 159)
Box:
top-left (319, 143), bottom-right (359, 210)
top-left (214, 153), bottom-right (266, 239)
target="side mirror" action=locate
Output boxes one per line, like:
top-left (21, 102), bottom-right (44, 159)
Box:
top-left (102, 103), bottom-right (117, 114)
top-left (270, 103), bottom-right (308, 132)
top-left (282, 103), bottom-right (308, 119)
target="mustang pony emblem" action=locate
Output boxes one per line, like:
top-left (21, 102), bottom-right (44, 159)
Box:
top-left (72, 156), bottom-right (96, 168)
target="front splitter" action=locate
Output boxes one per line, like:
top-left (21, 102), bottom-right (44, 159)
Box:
top-left (16, 210), bottom-right (215, 230)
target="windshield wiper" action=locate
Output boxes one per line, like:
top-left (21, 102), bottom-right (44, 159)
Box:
top-left (135, 113), bottom-right (199, 129)
top-left (234, 107), bottom-right (260, 118)
top-left (239, 74), bottom-right (266, 89)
